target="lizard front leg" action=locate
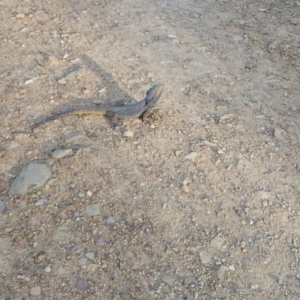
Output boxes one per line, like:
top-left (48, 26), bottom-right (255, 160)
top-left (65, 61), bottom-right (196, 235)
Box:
top-left (140, 107), bottom-right (163, 124)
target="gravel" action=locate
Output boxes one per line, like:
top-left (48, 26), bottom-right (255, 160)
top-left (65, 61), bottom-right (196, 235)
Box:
top-left (0, 0), bottom-right (298, 298)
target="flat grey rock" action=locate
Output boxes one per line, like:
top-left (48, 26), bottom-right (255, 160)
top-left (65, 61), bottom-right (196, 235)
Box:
top-left (9, 163), bottom-right (51, 195)
top-left (85, 203), bottom-right (100, 216)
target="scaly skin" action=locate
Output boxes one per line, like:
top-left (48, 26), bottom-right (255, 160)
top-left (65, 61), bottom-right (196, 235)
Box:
top-left (32, 83), bottom-right (164, 128)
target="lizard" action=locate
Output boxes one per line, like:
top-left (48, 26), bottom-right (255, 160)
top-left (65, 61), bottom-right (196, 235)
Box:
top-left (32, 83), bottom-right (164, 128)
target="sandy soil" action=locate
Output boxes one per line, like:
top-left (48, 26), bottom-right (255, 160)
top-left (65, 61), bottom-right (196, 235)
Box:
top-left (1, 0), bottom-right (300, 299)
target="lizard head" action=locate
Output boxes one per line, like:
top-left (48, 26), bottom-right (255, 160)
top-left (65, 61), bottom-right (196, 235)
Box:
top-left (145, 83), bottom-right (164, 107)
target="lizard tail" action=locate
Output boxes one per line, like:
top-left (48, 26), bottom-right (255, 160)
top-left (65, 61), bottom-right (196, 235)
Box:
top-left (32, 107), bottom-right (106, 128)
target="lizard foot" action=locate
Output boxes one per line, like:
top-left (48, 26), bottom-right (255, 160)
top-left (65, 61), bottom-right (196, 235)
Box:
top-left (141, 108), bottom-right (163, 125)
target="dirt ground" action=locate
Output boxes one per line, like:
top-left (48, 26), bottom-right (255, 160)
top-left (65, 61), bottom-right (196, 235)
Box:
top-left (1, 0), bottom-right (300, 299)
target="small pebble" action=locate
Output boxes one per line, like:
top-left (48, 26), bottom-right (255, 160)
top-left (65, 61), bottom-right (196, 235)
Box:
top-left (274, 129), bottom-right (283, 139)
top-left (64, 132), bottom-right (87, 143)
top-left (85, 252), bottom-right (95, 261)
top-left (25, 77), bottom-right (38, 85)
top-left (290, 19), bottom-right (299, 25)
top-left (51, 149), bottom-right (73, 159)
top-left (0, 200), bottom-right (6, 212)
top-left (255, 191), bottom-right (270, 199)
top-left (14, 133), bottom-right (30, 141)
top-left (235, 287), bottom-right (243, 294)
top-left (123, 130), bottom-right (134, 138)
top-left (199, 251), bottom-right (211, 264)
top-left (78, 257), bottom-right (88, 265)
top-left (181, 184), bottom-right (190, 193)
top-left (59, 157), bottom-right (72, 167)
top-left (30, 286), bottom-right (41, 296)
top-left (94, 237), bottom-right (106, 245)
top-left (1, 248), bottom-right (11, 255)
top-left (183, 276), bottom-right (194, 285)
top-left (87, 264), bottom-right (98, 272)
top-left (37, 253), bottom-right (46, 262)
top-left (175, 150), bottom-right (183, 157)
top-left (58, 78), bottom-right (67, 85)
top-left (35, 198), bottom-right (47, 206)
top-left (19, 89), bottom-right (27, 95)
top-left (16, 13), bottom-right (26, 19)
top-left (162, 275), bottom-right (175, 287)
top-left (217, 265), bottom-right (228, 279)
top-left (48, 56), bottom-right (59, 65)
top-left (98, 87), bottom-right (107, 96)
top-left (210, 236), bottom-right (225, 249)
top-left (76, 278), bottom-right (89, 290)
top-left (233, 35), bottom-right (243, 42)
top-left (86, 203), bottom-right (101, 216)
top-left (220, 114), bottom-right (235, 122)
top-left (87, 190), bottom-right (92, 197)
top-left (44, 266), bottom-right (51, 272)
top-left (184, 152), bottom-right (198, 161)
top-left (250, 283), bottom-right (259, 289)
top-left (106, 216), bottom-right (117, 224)
top-left (255, 219), bottom-right (264, 227)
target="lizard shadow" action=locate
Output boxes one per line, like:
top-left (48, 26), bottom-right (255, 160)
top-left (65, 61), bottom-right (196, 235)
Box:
top-left (34, 55), bottom-right (138, 125)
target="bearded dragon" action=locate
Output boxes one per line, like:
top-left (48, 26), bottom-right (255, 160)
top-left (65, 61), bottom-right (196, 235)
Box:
top-left (32, 83), bottom-right (164, 128)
